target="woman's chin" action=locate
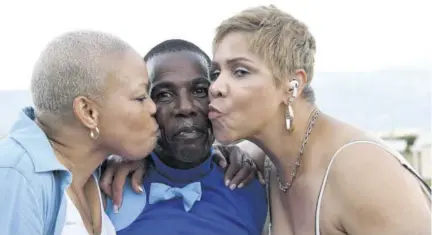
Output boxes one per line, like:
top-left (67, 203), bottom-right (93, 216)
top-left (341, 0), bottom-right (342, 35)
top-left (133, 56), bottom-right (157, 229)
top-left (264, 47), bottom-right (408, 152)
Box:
top-left (123, 141), bottom-right (157, 161)
top-left (214, 130), bottom-right (239, 145)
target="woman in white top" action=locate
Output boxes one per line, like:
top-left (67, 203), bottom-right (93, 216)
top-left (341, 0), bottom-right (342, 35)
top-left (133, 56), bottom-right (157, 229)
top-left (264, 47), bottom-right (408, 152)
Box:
top-left (0, 30), bottom-right (158, 235)
top-left (45, 31), bottom-right (158, 235)
top-left (208, 5), bottom-right (431, 235)
top-left (61, 174), bottom-right (116, 235)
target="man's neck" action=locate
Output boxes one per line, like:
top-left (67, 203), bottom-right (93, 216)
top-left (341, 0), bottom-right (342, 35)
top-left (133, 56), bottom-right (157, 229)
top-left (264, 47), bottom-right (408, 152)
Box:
top-left (155, 148), bottom-right (211, 170)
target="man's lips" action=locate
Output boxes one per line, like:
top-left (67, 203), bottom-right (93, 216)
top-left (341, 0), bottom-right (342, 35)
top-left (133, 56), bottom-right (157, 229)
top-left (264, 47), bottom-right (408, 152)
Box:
top-left (173, 126), bottom-right (204, 140)
top-left (208, 104), bottom-right (224, 120)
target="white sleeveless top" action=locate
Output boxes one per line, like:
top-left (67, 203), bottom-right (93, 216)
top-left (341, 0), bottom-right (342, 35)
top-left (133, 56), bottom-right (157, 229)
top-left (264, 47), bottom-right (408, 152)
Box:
top-left (264, 140), bottom-right (431, 235)
top-left (61, 176), bottom-right (116, 235)
top-left (314, 140), bottom-right (431, 235)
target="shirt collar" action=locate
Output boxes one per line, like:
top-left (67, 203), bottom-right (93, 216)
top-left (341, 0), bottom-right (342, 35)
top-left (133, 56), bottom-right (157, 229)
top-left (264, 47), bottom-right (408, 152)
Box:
top-left (150, 148), bottom-right (215, 182)
top-left (9, 107), bottom-right (68, 173)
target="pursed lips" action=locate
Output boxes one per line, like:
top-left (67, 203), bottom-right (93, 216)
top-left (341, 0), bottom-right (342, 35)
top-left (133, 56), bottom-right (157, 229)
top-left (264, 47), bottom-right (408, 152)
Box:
top-left (208, 104), bottom-right (224, 120)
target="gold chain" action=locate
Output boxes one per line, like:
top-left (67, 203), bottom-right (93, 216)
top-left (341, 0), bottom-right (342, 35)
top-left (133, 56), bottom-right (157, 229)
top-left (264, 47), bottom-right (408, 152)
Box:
top-left (276, 109), bottom-right (320, 193)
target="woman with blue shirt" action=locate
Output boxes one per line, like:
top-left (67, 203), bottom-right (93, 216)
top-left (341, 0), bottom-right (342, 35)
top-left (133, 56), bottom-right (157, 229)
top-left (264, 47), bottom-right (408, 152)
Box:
top-left (0, 30), bottom-right (159, 235)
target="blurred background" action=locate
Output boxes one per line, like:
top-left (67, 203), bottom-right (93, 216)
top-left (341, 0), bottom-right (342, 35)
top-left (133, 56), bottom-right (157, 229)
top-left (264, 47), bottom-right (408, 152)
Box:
top-left (0, 0), bottom-right (430, 184)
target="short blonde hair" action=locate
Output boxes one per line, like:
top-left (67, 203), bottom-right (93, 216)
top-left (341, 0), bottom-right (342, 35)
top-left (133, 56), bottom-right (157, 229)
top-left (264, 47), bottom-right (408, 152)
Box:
top-left (213, 5), bottom-right (316, 102)
top-left (31, 30), bottom-right (133, 119)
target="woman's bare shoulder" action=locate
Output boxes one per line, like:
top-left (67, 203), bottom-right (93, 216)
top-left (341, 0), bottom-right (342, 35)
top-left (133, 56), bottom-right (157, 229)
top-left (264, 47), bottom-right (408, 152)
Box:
top-left (326, 141), bottom-right (431, 234)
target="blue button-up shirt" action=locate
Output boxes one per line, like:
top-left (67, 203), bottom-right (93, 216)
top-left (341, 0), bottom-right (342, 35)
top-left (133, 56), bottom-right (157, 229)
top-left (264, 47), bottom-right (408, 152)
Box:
top-left (0, 107), bottom-right (72, 235)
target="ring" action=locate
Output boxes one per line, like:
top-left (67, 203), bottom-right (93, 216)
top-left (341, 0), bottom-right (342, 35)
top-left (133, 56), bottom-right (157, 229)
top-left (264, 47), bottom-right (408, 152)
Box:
top-left (242, 157), bottom-right (254, 167)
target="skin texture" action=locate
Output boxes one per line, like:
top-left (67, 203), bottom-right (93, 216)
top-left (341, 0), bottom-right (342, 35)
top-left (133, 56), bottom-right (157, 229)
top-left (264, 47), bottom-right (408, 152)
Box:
top-left (39, 48), bottom-right (158, 234)
top-left (209, 31), bottom-right (431, 235)
top-left (149, 51), bottom-right (213, 169)
top-left (94, 50), bottom-right (158, 160)
top-left (209, 33), bottom-right (284, 144)
top-left (100, 49), bottom-right (266, 210)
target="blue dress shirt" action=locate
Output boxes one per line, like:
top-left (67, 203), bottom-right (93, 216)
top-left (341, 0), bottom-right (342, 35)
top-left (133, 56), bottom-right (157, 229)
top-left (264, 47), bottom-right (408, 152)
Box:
top-left (0, 107), bottom-right (73, 235)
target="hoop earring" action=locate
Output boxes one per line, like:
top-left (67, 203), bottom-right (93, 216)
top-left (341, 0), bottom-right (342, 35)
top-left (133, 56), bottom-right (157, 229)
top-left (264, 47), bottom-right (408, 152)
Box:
top-left (285, 97), bottom-right (295, 132)
top-left (90, 127), bottom-right (100, 140)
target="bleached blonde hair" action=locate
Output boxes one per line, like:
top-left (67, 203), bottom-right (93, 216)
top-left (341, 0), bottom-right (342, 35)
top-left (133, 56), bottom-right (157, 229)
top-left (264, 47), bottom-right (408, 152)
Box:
top-left (213, 5), bottom-right (317, 102)
top-left (31, 30), bottom-right (134, 120)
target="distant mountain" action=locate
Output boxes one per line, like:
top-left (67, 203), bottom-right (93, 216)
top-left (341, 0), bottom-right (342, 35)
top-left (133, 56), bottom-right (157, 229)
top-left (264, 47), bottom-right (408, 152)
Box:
top-left (312, 70), bottom-right (431, 133)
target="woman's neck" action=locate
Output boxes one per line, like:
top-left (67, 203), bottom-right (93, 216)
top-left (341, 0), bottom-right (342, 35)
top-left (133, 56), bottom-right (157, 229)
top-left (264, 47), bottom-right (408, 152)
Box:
top-left (249, 101), bottom-right (319, 173)
top-left (38, 120), bottom-right (107, 188)
top-left (52, 142), bottom-right (106, 188)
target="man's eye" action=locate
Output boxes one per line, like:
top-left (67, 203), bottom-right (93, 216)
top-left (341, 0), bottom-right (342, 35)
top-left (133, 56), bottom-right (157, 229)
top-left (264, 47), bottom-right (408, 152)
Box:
top-left (210, 69), bottom-right (220, 81)
top-left (155, 91), bottom-right (173, 102)
top-left (193, 87), bottom-right (208, 97)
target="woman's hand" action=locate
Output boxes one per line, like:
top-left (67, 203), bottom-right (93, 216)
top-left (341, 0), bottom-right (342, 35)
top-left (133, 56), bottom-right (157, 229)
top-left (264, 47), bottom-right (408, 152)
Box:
top-left (99, 156), bottom-right (148, 212)
top-left (212, 144), bottom-right (265, 189)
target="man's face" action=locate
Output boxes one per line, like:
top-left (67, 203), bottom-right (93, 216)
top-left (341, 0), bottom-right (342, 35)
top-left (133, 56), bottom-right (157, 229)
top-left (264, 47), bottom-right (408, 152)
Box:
top-left (148, 51), bottom-right (213, 165)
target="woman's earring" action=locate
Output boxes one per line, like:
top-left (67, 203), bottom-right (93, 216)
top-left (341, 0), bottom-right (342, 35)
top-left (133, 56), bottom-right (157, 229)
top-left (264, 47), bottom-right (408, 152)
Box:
top-left (285, 79), bottom-right (299, 131)
top-left (285, 100), bottom-right (294, 132)
top-left (90, 127), bottom-right (100, 140)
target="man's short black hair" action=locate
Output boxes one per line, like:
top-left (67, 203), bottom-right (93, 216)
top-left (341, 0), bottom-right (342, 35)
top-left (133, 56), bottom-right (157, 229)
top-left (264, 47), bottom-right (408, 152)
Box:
top-left (143, 39), bottom-right (211, 69)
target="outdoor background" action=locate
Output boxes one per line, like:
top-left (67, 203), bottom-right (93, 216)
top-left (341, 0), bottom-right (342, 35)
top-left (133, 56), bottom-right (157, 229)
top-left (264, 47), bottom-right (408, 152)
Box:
top-left (0, 0), bottom-right (430, 183)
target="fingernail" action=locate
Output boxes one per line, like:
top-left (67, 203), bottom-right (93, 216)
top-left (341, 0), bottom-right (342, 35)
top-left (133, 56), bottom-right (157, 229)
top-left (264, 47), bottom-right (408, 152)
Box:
top-left (238, 183), bottom-right (244, 188)
top-left (225, 179), bottom-right (230, 186)
top-left (229, 184), bottom-right (236, 190)
top-left (221, 162), bottom-right (227, 168)
top-left (138, 186), bottom-right (143, 193)
top-left (113, 204), bottom-right (119, 214)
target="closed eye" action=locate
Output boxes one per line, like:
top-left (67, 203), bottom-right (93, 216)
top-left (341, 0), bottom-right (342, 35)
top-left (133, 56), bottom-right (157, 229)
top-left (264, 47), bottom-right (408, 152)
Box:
top-left (135, 94), bottom-right (149, 102)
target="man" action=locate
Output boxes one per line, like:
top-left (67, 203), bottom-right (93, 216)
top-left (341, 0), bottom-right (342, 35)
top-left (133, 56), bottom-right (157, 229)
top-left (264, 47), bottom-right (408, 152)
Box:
top-left (105, 39), bottom-right (268, 235)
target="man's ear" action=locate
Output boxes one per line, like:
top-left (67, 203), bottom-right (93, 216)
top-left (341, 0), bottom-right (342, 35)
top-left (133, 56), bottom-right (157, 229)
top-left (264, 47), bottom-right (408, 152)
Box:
top-left (72, 96), bottom-right (100, 129)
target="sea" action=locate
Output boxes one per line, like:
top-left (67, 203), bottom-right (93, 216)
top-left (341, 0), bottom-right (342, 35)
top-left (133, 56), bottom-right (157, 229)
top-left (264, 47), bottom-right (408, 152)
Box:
top-left (0, 70), bottom-right (431, 135)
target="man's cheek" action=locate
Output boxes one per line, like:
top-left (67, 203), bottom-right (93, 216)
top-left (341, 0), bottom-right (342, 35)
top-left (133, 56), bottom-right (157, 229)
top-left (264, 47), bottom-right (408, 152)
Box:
top-left (198, 99), bottom-right (209, 109)
top-left (155, 111), bottom-right (165, 125)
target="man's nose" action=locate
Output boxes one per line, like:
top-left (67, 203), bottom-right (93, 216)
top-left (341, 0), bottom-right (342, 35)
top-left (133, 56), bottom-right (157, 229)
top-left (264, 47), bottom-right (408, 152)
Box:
top-left (174, 95), bottom-right (197, 117)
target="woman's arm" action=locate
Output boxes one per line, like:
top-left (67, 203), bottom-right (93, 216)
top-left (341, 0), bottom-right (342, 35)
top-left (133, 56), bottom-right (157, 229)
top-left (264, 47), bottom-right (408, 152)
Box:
top-left (100, 145), bottom-right (263, 210)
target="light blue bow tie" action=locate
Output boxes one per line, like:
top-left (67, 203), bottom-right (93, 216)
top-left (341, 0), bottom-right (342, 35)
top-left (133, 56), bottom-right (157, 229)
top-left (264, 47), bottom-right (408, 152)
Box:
top-left (148, 182), bottom-right (202, 212)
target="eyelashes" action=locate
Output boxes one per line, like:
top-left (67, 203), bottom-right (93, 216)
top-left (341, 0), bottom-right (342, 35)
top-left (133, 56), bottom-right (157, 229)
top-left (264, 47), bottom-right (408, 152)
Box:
top-left (210, 66), bottom-right (250, 80)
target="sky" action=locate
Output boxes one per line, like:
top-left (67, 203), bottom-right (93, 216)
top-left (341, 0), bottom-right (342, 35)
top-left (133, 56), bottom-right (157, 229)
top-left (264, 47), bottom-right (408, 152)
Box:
top-left (0, 0), bottom-right (430, 90)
